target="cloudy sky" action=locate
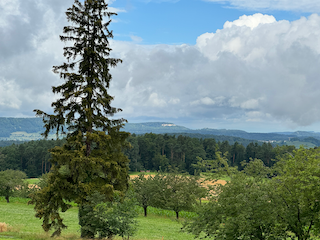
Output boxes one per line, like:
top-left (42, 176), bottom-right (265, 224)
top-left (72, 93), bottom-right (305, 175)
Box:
top-left (1, 0), bottom-right (320, 132)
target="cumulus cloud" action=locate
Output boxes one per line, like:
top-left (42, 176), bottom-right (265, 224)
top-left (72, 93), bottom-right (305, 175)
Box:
top-left (2, 1), bottom-right (320, 130)
top-left (110, 13), bottom-right (320, 128)
top-left (0, 0), bottom-right (71, 116)
top-left (206, 0), bottom-right (320, 13)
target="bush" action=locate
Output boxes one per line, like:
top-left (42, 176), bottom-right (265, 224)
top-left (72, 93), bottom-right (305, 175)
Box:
top-left (80, 190), bottom-right (138, 239)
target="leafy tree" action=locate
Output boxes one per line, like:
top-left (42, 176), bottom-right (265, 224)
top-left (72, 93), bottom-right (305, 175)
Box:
top-left (163, 174), bottom-right (204, 219)
top-left (202, 138), bottom-right (218, 160)
top-left (30, 0), bottom-right (129, 238)
top-left (132, 174), bottom-right (166, 217)
top-left (269, 147), bottom-right (320, 240)
top-left (185, 149), bottom-right (320, 240)
top-left (230, 142), bottom-right (245, 168)
top-left (184, 161), bottom-right (285, 240)
top-left (0, 169), bottom-right (27, 203)
top-left (124, 135), bottom-right (142, 172)
top-left (0, 152), bottom-right (6, 170)
top-left (152, 154), bottom-right (169, 171)
top-left (80, 190), bottom-right (138, 240)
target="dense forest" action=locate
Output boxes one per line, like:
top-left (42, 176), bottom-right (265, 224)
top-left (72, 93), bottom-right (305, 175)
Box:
top-left (0, 133), bottom-right (296, 177)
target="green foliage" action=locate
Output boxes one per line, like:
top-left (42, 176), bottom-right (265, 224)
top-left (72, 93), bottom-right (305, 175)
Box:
top-left (0, 170), bottom-right (27, 203)
top-left (132, 173), bottom-right (205, 219)
top-left (132, 174), bottom-right (167, 217)
top-left (184, 160), bottom-right (285, 239)
top-left (269, 147), bottom-right (320, 240)
top-left (29, 0), bottom-right (130, 238)
top-left (185, 148), bottom-right (320, 240)
top-left (79, 190), bottom-right (138, 239)
top-left (0, 139), bottom-right (65, 177)
top-left (0, 134), bottom-right (300, 178)
top-left (162, 174), bottom-right (204, 219)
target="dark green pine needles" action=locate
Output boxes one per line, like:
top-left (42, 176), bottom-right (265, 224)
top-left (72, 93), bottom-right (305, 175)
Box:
top-left (30, 0), bottom-right (130, 238)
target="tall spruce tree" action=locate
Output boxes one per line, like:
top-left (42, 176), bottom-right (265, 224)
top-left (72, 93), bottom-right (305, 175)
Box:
top-left (30, 0), bottom-right (129, 238)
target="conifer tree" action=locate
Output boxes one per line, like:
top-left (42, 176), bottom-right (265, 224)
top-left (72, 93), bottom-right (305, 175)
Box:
top-left (30, 0), bottom-right (129, 238)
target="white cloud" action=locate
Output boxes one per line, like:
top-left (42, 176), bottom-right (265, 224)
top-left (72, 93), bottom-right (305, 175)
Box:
top-left (0, 78), bottom-right (21, 109)
top-left (110, 13), bottom-right (320, 127)
top-left (223, 14), bottom-right (276, 30)
top-left (148, 93), bottom-right (167, 107)
top-left (130, 35), bottom-right (143, 43)
top-left (206, 0), bottom-right (320, 12)
top-left (169, 98), bottom-right (180, 104)
top-left (2, 2), bottom-right (320, 130)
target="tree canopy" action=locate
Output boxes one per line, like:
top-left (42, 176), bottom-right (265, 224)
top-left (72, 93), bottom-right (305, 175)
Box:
top-left (184, 148), bottom-right (320, 240)
top-left (0, 169), bottom-right (27, 203)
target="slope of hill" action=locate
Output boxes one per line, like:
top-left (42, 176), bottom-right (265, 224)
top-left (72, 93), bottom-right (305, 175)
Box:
top-left (0, 117), bottom-right (43, 138)
top-left (1, 118), bottom-right (320, 146)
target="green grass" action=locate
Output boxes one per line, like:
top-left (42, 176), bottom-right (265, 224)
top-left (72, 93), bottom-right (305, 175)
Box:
top-left (284, 141), bottom-right (316, 149)
top-left (25, 178), bottom-right (39, 185)
top-left (0, 197), bottom-right (196, 240)
top-left (136, 206), bottom-right (197, 219)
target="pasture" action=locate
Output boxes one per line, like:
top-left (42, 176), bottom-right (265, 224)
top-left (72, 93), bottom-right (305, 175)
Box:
top-left (0, 197), bottom-right (197, 240)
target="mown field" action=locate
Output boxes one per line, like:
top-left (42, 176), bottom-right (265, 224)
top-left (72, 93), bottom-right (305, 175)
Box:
top-left (0, 197), bottom-right (199, 240)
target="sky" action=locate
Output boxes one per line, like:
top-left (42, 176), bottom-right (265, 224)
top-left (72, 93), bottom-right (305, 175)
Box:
top-left (1, 0), bottom-right (320, 132)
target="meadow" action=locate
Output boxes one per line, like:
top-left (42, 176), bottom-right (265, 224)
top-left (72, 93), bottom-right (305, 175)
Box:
top-left (0, 197), bottom-right (198, 240)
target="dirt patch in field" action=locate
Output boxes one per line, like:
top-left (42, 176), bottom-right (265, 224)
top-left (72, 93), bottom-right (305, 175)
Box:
top-left (129, 174), bottom-right (227, 187)
top-left (203, 179), bottom-right (226, 186)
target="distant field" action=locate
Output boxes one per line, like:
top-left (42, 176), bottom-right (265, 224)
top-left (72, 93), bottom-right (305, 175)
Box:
top-left (129, 173), bottom-right (228, 187)
top-left (284, 141), bottom-right (316, 148)
top-left (0, 197), bottom-right (197, 240)
top-left (25, 178), bottom-right (39, 185)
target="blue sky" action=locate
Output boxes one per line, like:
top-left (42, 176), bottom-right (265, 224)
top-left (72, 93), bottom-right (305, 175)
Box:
top-left (110, 0), bottom-right (309, 44)
top-left (1, 0), bottom-right (320, 133)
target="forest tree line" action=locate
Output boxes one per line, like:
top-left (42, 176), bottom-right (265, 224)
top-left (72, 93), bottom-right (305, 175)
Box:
top-left (0, 133), bottom-right (296, 177)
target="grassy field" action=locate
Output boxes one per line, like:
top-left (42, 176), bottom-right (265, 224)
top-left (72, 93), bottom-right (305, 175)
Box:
top-left (0, 197), bottom-right (197, 240)
top-left (25, 178), bottom-right (40, 185)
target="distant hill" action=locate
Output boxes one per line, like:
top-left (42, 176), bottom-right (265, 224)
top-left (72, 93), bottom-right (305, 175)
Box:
top-left (123, 122), bottom-right (190, 134)
top-left (1, 118), bottom-right (320, 147)
top-left (0, 117), bottom-right (43, 138)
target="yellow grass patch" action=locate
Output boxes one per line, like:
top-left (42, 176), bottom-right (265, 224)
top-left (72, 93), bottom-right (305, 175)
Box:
top-left (130, 174), bottom-right (227, 186)
top-left (0, 222), bottom-right (7, 232)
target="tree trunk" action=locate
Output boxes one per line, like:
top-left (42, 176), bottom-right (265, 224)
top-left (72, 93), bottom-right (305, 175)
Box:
top-left (176, 211), bottom-right (179, 219)
top-left (5, 187), bottom-right (10, 203)
top-left (144, 206), bottom-right (147, 217)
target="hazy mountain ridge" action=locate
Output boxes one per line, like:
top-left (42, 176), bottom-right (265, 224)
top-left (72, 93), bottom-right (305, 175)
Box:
top-left (1, 118), bottom-right (320, 144)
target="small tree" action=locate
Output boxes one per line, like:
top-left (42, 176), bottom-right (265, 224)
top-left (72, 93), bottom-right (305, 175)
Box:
top-left (0, 169), bottom-right (27, 203)
top-left (80, 190), bottom-right (138, 240)
top-left (132, 174), bottom-right (166, 217)
top-left (163, 174), bottom-right (204, 219)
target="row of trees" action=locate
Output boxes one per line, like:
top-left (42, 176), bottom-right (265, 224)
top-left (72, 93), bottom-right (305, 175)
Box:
top-left (0, 134), bottom-right (296, 177)
top-left (0, 139), bottom-right (65, 177)
top-left (116, 133), bottom-right (293, 173)
top-left (132, 174), bottom-right (206, 219)
top-left (2, 129), bottom-right (318, 177)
